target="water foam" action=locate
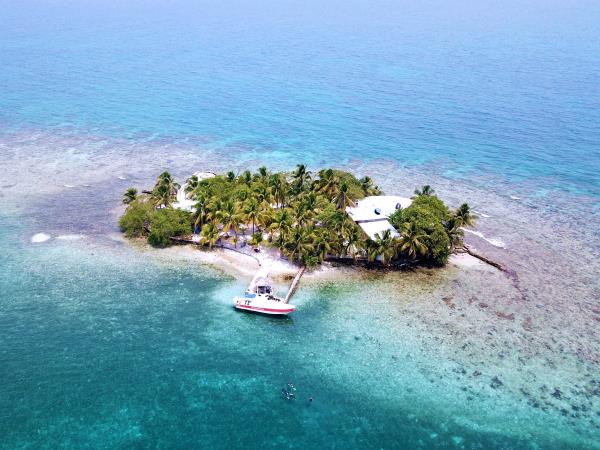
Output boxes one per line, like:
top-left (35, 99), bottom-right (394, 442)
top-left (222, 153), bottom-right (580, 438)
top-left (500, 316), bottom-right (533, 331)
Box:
top-left (473, 210), bottom-right (491, 218)
top-left (463, 228), bottom-right (506, 248)
top-left (56, 234), bottom-right (86, 241)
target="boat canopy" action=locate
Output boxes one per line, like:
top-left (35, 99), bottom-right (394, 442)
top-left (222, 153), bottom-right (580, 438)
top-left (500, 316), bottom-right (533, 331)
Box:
top-left (252, 277), bottom-right (273, 295)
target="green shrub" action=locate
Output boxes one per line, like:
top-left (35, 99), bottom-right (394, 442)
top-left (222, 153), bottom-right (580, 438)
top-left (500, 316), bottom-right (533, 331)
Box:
top-left (390, 195), bottom-right (452, 266)
top-left (119, 200), bottom-right (154, 237)
top-left (147, 208), bottom-right (192, 247)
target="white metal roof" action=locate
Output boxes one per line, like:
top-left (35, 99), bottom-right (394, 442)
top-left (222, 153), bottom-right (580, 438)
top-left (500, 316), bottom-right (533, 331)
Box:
top-left (346, 195), bottom-right (412, 240)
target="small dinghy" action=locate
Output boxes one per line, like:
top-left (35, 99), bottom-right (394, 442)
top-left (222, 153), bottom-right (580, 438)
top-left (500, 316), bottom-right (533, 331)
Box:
top-left (233, 277), bottom-right (295, 315)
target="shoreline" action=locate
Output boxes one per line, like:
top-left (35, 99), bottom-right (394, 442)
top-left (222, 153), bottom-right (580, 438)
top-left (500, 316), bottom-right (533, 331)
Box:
top-left (123, 234), bottom-right (489, 285)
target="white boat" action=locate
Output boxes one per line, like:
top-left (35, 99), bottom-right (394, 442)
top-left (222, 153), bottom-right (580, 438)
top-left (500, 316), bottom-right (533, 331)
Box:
top-left (233, 277), bottom-right (295, 315)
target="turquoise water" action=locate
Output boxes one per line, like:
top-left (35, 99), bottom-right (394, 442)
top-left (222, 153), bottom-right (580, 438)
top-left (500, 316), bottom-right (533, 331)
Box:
top-left (1, 1), bottom-right (600, 449)
top-left (2, 0), bottom-right (600, 197)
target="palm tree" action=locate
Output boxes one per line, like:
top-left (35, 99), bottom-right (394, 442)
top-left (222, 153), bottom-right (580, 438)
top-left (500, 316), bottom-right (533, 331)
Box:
top-left (413, 185), bottom-right (435, 197)
top-left (292, 164), bottom-right (310, 185)
top-left (398, 222), bottom-right (428, 259)
top-left (453, 203), bottom-right (476, 228)
top-left (446, 222), bottom-right (464, 249)
top-left (156, 171), bottom-right (180, 195)
top-left (293, 204), bottom-right (314, 227)
top-left (257, 166), bottom-right (269, 180)
top-left (152, 183), bottom-right (172, 207)
top-left (317, 169), bottom-right (337, 196)
top-left (242, 198), bottom-right (261, 235)
top-left (253, 183), bottom-right (272, 206)
top-left (123, 188), bottom-right (137, 204)
top-left (344, 225), bottom-right (364, 258)
top-left (269, 209), bottom-right (293, 243)
top-left (258, 207), bottom-right (274, 232)
top-left (216, 201), bottom-right (242, 246)
top-left (200, 222), bottom-right (220, 249)
top-left (314, 230), bottom-right (332, 261)
top-left (237, 188), bottom-right (249, 202)
top-left (359, 176), bottom-right (382, 196)
top-left (158, 171), bottom-right (173, 183)
top-left (268, 173), bottom-right (288, 208)
top-left (184, 175), bottom-right (199, 198)
top-left (334, 182), bottom-right (354, 210)
top-left (239, 170), bottom-right (253, 186)
top-left (193, 194), bottom-right (210, 231)
top-left (367, 229), bottom-right (398, 265)
top-left (284, 227), bottom-right (315, 262)
top-left (300, 191), bottom-right (321, 216)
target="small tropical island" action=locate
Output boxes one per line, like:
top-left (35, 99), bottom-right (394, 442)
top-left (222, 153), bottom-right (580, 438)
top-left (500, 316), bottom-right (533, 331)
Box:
top-left (119, 165), bottom-right (477, 271)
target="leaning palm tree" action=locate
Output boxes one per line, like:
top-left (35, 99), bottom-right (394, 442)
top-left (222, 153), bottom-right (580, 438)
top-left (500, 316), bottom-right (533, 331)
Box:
top-left (398, 222), bottom-right (428, 259)
top-left (200, 222), bottom-right (220, 249)
top-left (453, 203), bottom-right (476, 228)
top-left (334, 182), bottom-right (355, 210)
top-left (122, 188), bottom-right (137, 204)
top-left (413, 185), bottom-right (435, 197)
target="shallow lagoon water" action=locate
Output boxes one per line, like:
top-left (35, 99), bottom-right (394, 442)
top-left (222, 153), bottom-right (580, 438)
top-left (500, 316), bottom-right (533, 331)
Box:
top-left (1, 0), bottom-right (600, 448)
top-left (2, 215), bottom-right (597, 449)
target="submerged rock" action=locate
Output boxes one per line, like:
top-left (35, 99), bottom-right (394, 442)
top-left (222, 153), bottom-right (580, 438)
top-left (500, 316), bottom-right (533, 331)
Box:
top-left (490, 376), bottom-right (504, 389)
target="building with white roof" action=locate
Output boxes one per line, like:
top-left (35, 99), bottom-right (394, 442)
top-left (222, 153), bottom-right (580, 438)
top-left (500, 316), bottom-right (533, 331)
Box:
top-left (346, 195), bottom-right (412, 240)
top-left (172, 171), bottom-right (216, 212)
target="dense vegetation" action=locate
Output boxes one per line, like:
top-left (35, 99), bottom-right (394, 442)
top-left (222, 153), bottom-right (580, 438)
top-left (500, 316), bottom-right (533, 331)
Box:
top-left (119, 167), bottom-right (474, 267)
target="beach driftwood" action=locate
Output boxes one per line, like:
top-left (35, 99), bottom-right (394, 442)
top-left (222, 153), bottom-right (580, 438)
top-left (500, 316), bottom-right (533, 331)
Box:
top-left (456, 245), bottom-right (505, 271)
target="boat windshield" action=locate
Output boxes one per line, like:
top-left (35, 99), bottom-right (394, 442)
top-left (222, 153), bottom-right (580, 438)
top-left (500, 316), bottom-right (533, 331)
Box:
top-left (256, 285), bottom-right (272, 295)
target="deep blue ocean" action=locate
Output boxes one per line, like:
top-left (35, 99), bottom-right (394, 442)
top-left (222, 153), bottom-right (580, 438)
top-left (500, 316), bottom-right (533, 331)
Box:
top-left (1, 1), bottom-right (599, 449)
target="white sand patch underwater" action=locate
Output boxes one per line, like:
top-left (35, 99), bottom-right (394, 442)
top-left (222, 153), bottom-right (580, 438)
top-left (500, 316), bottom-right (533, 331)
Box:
top-left (30, 233), bottom-right (51, 243)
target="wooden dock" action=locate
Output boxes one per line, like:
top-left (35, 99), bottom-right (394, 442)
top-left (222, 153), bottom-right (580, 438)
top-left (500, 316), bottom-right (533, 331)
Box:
top-left (284, 266), bottom-right (305, 303)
